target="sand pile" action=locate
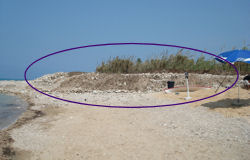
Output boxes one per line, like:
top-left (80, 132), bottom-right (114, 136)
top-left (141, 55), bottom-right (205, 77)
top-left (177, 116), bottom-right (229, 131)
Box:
top-left (31, 72), bottom-right (241, 93)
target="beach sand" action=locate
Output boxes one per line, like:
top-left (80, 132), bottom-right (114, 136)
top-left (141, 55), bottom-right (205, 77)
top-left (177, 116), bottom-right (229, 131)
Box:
top-left (0, 73), bottom-right (250, 160)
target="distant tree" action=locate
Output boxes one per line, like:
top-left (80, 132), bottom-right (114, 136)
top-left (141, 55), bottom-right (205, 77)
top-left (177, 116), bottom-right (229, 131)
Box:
top-left (242, 46), bottom-right (248, 50)
top-left (136, 58), bottom-right (142, 64)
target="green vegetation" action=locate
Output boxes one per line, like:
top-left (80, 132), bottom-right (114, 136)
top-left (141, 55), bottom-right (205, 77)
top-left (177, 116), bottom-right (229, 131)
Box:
top-left (96, 49), bottom-right (250, 75)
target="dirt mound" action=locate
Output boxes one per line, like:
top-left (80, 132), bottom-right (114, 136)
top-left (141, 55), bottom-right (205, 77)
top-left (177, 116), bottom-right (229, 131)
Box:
top-left (31, 72), bottom-right (241, 93)
top-left (55, 73), bottom-right (156, 92)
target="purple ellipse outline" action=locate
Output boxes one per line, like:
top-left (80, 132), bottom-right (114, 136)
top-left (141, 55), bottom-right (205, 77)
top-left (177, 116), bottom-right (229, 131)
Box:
top-left (24, 43), bottom-right (239, 108)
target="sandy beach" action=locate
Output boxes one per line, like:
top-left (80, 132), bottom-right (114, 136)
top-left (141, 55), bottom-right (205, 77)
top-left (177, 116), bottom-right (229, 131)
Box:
top-left (0, 72), bottom-right (250, 160)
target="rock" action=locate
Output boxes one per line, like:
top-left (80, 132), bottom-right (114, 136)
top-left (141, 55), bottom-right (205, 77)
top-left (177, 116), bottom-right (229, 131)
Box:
top-left (115, 90), bottom-right (121, 93)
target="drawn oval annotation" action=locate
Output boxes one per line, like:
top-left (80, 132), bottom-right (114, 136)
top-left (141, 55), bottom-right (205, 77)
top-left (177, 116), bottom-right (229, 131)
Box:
top-left (24, 43), bottom-right (239, 108)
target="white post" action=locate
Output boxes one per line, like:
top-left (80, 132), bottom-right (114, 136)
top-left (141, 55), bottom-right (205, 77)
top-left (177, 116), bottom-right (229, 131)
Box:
top-left (185, 72), bottom-right (191, 100)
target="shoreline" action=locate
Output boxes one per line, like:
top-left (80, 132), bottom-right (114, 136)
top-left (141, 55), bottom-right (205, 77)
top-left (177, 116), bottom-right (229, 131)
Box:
top-left (0, 90), bottom-right (45, 160)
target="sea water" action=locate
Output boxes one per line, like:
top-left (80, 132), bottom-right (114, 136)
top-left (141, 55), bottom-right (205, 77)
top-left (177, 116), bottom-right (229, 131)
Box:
top-left (0, 94), bottom-right (27, 130)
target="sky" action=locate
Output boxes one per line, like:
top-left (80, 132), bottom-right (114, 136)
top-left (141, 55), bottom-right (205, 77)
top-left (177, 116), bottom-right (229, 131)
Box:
top-left (0, 0), bottom-right (250, 79)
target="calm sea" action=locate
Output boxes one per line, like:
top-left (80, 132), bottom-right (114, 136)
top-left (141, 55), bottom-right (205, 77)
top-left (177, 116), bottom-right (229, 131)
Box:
top-left (0, 94), bottom-right (27, 130)
top-left (0, 78), bottom-right (24, 81)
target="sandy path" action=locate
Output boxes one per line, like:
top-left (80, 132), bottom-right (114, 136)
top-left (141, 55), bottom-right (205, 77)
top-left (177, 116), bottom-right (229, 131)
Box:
top-left (10, 92), bottom-right (250, 160)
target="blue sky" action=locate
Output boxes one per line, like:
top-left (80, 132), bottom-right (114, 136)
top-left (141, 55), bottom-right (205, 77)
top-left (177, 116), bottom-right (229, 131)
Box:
top-left (0, 0), bottom-right (250, 79)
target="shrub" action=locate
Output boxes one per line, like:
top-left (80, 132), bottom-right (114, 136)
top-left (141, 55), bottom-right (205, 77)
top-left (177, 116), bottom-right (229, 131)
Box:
top-left (96, 52), bottom-right (249, 75)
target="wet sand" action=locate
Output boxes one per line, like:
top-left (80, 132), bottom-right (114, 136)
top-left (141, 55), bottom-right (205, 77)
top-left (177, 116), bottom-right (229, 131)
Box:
top-left (0, 94), bottom-right (28, 130)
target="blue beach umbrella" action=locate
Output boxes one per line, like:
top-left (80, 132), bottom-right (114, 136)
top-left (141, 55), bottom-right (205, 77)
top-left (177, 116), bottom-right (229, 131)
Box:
top-left (215, 49), bottom-right (250, 104)
top-left (215, 49), bottom-right (250, 64)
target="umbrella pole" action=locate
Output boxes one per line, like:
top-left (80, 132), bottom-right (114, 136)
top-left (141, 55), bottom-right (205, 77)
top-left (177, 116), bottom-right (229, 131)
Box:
top-left (237, 63), bottom-right (240, 104)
